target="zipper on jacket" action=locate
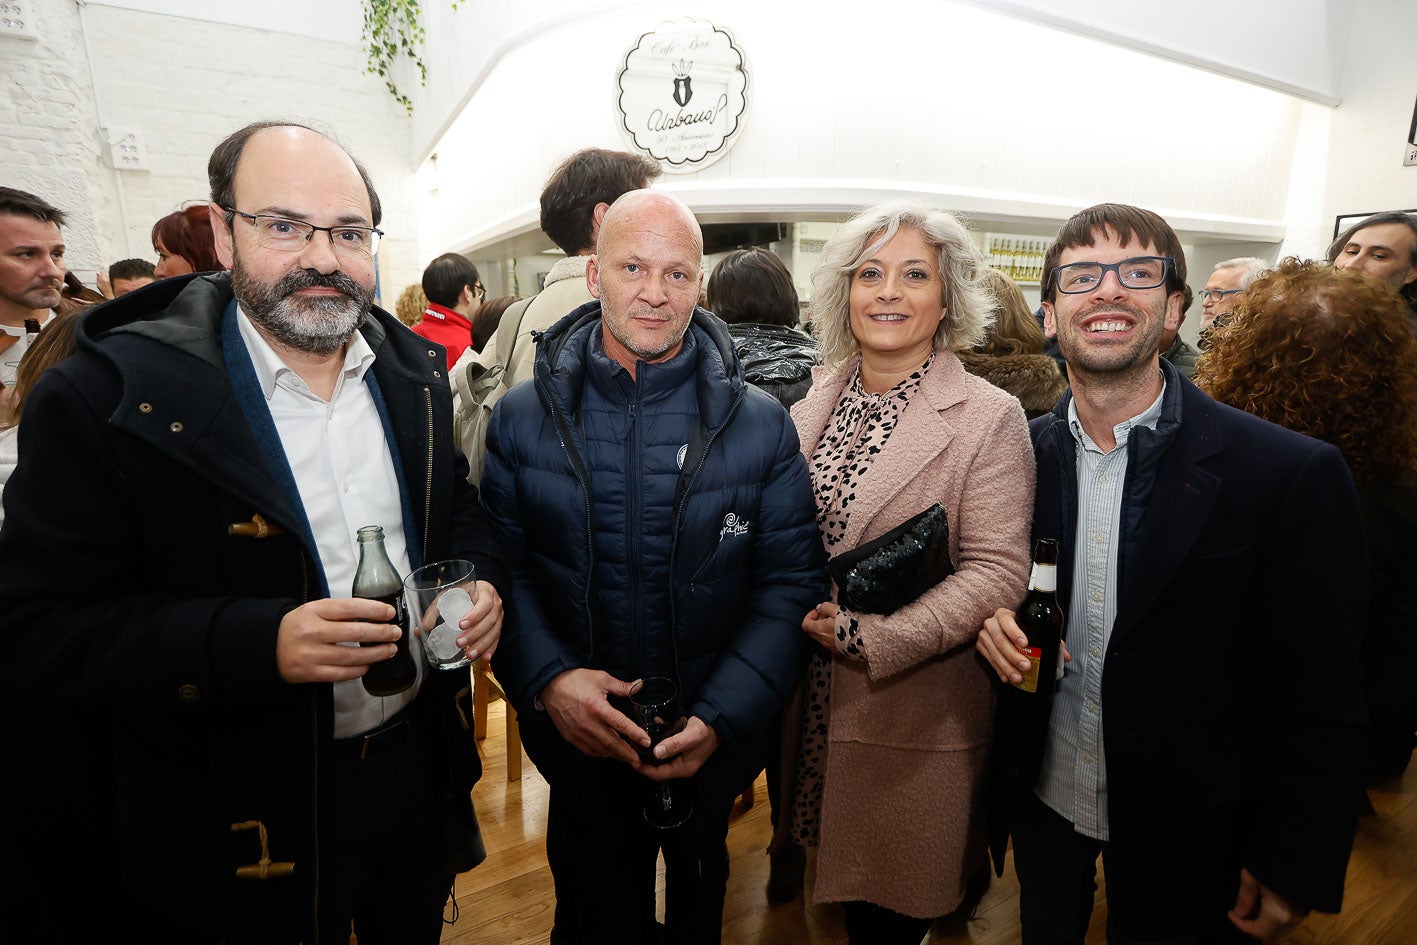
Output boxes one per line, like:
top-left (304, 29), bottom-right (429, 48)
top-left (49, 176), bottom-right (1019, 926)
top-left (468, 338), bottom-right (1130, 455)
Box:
top-left (422, 387), bottom-right (434, 564)
top-left (627, 393), bottom-right (643, 677)
top-left (666, 387), bottom-right (745, 694)
top-left (535, 372), bottom-right (598, 662)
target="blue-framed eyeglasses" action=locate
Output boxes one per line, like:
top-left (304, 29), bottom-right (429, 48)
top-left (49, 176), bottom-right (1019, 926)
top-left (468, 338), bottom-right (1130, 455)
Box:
top-left (1051, 256), bottom-right (1174, 294)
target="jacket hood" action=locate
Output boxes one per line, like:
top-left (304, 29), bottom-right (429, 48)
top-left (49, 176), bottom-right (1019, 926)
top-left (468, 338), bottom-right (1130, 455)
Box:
top-left (533, 299), bottom-right (746, 431)
top-left (726, 322), bottom-right (819, 388)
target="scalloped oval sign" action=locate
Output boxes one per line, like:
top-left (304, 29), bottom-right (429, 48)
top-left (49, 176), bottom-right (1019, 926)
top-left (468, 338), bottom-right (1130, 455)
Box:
top-left (616, 18), bottom-right (749, 174)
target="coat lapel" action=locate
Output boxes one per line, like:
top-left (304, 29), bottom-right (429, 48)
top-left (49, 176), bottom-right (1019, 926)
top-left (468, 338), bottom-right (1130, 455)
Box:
top-left (839, 356), bottom-right (964, 549)
top-left (1110, 390), bottom-right (1224, 645)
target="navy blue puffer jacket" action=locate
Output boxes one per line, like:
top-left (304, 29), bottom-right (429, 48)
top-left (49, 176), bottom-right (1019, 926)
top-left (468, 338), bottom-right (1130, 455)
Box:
top-left (482, 301), bottom-right (827, 752)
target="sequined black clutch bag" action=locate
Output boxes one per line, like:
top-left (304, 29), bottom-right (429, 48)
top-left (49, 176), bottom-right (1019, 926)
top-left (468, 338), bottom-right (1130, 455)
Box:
top-left (828, 503), bottom-right (954, 615)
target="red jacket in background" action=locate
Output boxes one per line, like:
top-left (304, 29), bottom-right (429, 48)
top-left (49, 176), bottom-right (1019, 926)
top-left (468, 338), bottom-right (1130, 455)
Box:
top-left (412, 301), bottom-right (473, 369)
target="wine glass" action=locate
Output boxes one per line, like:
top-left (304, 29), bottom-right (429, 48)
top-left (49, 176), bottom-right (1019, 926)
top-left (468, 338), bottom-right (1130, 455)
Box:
top-left (631, 676), bottom-right (693, 829)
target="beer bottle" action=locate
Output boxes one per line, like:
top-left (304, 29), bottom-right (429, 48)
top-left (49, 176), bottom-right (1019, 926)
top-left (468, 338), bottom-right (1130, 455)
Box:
top-left (352, 525), bottom-right (416, 697)
top-left (1010, 538), bottom-right (1064, 694)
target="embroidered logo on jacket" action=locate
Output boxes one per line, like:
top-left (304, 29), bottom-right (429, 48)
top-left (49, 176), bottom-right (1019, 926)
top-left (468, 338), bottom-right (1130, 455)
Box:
top-left (720, 512), bottom-right (750, 540)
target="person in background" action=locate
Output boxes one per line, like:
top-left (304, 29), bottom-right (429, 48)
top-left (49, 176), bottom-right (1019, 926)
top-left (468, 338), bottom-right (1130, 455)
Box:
top-left (0, 307), bottom-right (83, 526)
top-left (415, 252), bottom-right (482, 369)
top-left (0, 120), bottom-right (507, 944)
top-left (1155, 283), bottom-right (1199, 378)
top-left (1199, 256), bottom-right (1267, 339)
top-left (467, 148), bottom-right (662, 387)
top-left (959, 267), bottom-right (1067, 419)
top-left (471, 295), bottom-right (520, 355)
top-left (703, 244), bottom-right (819, 902)
top-left (706, 246), bottom-right (818, 409)
top-left (1327, 211), bottom-right (1417, 331)
top-left (58, 270), bottom-right (105, 314)
top-left (790, 202), bottom-right (1034, 943)
top-left (394, 282), bottom-right (428, 328)
top-left (452, 147), bottom-right (662, 485)
top-left (0, 187), bottom-right (65, 391)
top-left (1195, 257), bottom-right (1417, 787)
top-left (978, 204), bottom-right (1367, 944)
top-left (99, 258), bottom-right (157, 298)
top-left (152, 204), bottom-right (222, 277)
top-left (481, 190), bottom-right (825, 945)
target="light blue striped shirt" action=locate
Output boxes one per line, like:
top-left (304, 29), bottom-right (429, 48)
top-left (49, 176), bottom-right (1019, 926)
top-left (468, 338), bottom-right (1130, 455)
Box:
top-left (1035, 379), bottom-right (1166, 840)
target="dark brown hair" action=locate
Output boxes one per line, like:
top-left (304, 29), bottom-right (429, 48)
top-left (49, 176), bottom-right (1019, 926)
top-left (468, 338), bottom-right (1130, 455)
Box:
top-left (1195, 258), bottom-right (1417, 486)
top-left (421, 253), bottom-right (480, 309)
top-left (1041, 203), bottom-right (1187, 303)
top-left (539, 148), bottom-right (661, 256)
top-left (152, 205), bottom-right (222, 273)
top-left (0, 187), bottom-right (66, 226)
top-left (472, 296), bottom-right (520, 353)
top-left (706, 247), bottom-right (799, 328)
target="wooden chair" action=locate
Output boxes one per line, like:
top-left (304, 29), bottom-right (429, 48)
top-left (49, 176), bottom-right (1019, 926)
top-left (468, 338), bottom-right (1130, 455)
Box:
top-left (472, 662), bottom-right (522, 781)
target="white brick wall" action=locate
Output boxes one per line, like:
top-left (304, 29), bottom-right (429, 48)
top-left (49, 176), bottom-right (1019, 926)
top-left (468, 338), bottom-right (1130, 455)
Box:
top-left (0, 1), bottom-right (422, 304)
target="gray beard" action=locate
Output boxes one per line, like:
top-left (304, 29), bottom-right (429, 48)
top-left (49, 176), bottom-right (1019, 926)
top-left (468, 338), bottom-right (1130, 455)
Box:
top-left (232, 260), bottom-right (372, 356)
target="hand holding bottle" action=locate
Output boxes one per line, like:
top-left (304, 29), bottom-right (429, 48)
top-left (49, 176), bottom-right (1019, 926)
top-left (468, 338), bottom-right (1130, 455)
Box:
top-left (275, 597), bottom-right (403, 684)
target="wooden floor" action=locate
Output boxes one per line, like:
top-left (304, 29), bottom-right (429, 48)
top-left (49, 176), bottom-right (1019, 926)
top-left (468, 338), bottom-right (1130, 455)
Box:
top-left (443, 701), bottom-right (1416, 944)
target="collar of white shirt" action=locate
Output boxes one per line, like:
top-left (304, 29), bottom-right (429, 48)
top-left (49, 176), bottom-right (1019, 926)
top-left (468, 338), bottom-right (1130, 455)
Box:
top-left (235, 306), bottom-right (376, 401)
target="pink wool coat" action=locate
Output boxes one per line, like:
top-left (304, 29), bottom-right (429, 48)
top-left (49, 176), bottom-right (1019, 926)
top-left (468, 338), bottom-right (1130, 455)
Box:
top-left (791, 352), bottom-right (1035, 918)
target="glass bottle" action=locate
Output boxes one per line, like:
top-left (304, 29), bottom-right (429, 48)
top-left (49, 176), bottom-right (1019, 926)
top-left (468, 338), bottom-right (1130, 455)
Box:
top-left (352, 525), bottom-right (415, 697)
top-left (1010, 538), bottom-right (1064, 694)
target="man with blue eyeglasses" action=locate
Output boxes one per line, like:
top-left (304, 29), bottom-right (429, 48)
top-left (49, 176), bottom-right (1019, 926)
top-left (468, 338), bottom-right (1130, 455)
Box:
top-left (0, 121), bottom-right (506, 944)
top-left (978, 203), bottom-right (1367, 943)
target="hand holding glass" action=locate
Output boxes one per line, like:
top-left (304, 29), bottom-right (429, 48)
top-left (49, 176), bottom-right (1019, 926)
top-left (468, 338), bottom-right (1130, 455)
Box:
top-left (631, 676), bottom-right (693, 829)
top-left (404, 559), bottom-right (478, 670)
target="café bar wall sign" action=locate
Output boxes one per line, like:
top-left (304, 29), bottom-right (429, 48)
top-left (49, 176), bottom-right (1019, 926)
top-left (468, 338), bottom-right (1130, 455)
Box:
top-left (617, 17), bottom-right (749, 173)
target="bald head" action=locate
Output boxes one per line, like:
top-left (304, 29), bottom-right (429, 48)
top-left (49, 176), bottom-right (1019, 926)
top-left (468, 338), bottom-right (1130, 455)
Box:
top-left (597, 190), bottom-right (703, 259)
top-left (587, 189), bottom-right (704, 377)
top-left (208, 120), bottom-right (382, 226)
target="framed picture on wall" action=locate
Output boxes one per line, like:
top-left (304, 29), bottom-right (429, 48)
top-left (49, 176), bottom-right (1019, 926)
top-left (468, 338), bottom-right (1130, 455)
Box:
top-left (1333, 210), bottom-right (1417, 240)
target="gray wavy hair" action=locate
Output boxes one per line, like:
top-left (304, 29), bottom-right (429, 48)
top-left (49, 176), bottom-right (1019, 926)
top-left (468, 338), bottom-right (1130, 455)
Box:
top-left (1213, 256), bottom-right (1269, 289)
top-left (810, 201), bottom-right (994, 367)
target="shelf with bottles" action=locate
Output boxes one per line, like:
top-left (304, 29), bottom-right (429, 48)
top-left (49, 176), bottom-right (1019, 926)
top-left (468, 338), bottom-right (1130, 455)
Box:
top-left (983, 234), bottom-right (1048, 286)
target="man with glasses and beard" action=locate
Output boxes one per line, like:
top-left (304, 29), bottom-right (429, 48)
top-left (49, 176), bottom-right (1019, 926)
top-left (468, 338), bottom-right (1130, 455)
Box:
top-left (0, 121), bottom-right (506, 945)
top-left (976, 204), bottom-right (1368, 943)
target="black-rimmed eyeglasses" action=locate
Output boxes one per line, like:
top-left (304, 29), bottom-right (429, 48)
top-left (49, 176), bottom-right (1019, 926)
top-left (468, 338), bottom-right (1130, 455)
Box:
top-left (1051, 256), bottom-right (1173, 294)
top-left (224, 209), bottom-right (383, 257)
top-left (1199, 288), bottom-right (1244, 303)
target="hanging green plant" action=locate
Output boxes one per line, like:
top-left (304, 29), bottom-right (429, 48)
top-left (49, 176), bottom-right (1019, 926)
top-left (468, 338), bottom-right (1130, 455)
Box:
top-left (361, 0), bottom-right (461, 115)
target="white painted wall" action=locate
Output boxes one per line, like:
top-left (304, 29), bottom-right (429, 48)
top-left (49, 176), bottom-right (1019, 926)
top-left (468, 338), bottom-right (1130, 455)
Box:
top-left (0, 1), bottom-right (418, 301)
top-left (1321, 0), bottom-right (1417, 237)
top-left (960, 0), bottom-right (1352, 104)
top-left (418, 0), bottom-right (1306, 261)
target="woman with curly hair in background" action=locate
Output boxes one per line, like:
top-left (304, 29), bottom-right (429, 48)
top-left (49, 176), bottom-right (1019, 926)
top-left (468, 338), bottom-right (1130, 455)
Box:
top-left (1195, 257), bottom-right (1417, 785)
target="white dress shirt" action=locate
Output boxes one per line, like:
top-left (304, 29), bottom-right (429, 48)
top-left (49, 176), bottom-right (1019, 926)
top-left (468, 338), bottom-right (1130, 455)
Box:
top-left (236, 309), bottom-right (424, 738)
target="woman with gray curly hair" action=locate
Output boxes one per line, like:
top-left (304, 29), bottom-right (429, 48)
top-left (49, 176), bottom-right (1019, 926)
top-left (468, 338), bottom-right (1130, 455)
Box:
top-left (783, 201), bottom-right (1036, 942)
